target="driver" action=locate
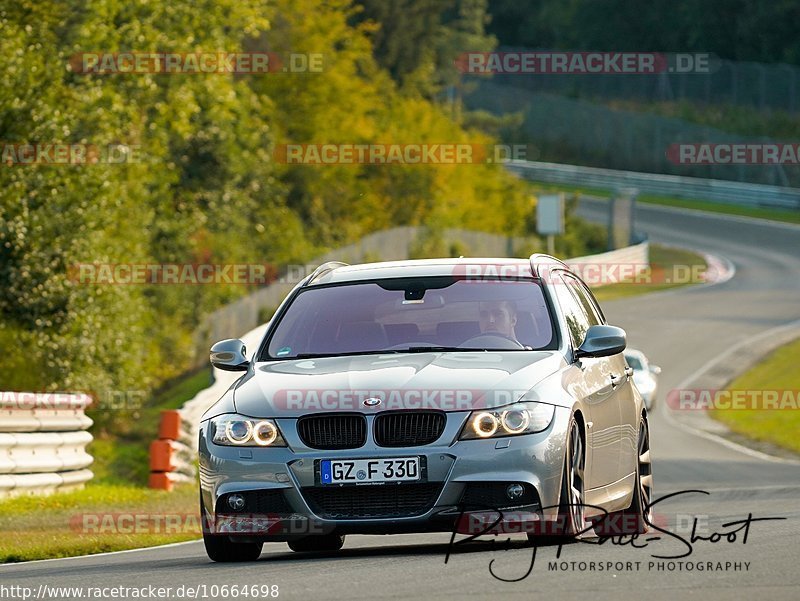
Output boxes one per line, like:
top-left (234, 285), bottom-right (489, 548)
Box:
top-left (478, 300), bottom-right (518, 341)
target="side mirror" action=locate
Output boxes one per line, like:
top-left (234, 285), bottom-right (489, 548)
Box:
top-left (650, 364), bottom-right (662, 375)
top-left (575, 325), bottom-right (626, 359)
top-left (210, 339), bottom-right (250, 372)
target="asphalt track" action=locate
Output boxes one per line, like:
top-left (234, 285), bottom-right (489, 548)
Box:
top-left (3, 201), bottom-right (800, 601)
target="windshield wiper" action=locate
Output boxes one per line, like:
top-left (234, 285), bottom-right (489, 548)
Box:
top-left (290, 347), bottom-right (465, 358)
top-left (399, 346), bottom-right (478, 353)
top-left (400, 346), bottom-right (530, 353)
top-left (292, 350), bottom-right (402, 359)
top-left (286, 346), bottom-right (500, 359)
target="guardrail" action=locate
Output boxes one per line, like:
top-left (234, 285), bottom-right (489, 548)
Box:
top-left (0, 392), bottom-right (94, 497)
top-left (507, 159), bottom-right (800, 210)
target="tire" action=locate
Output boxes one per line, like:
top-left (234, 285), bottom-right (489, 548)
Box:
top-left (595, 416), bottom-right (653, 536)
top-left (203, 532), bottom-right (264, 562)
top-left (629, 416), bottom-right (654, 532)
top-left (200, 496), bottom-right (263, 562)
top-left (287, 534), bottom-right (345, 553)
top-left (528, 416), bottom-right (585, 542)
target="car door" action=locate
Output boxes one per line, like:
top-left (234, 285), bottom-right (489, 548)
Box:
top-left (552, 272), bottom-right (622, 489)
top-left (566, 275), bottom-right (636, 484)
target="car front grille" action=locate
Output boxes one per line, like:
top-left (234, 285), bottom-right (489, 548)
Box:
top-left (374, 411), bottom-right (446, 447)
top-left (297, 414), bottom-right (367, 449)
top-left (301, 483), bottom-right (443, 519)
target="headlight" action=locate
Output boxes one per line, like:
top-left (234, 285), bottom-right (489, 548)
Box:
top-left (460, 402), bottom-right (555, 440)
top-left (211, 415), bottom-right (287, 447)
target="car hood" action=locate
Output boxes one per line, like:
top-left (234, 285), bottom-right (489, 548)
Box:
top-left (232, 351), bottom-right (565, 418)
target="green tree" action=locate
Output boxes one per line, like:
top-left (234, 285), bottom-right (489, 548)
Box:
top-left (1, 0), bottom-right (535, 420)
top-left (354, 0), bottom-right (495, 96)
top-left (487, 0), bottom-right (800, 66)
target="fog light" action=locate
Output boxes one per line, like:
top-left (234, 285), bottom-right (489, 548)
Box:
top-left (227, 494), bottom-right (246, 511)
top-left (506, 483), bottom-right (525, 500)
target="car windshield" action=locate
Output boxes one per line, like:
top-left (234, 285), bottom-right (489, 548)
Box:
top-left (262, 277), bottom-right (555, 359)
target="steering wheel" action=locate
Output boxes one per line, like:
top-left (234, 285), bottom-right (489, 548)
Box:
top-left (459, 333), bottom-right (525, 350)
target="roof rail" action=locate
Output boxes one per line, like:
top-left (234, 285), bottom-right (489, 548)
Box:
top-left (305, 261), bottom-right (349, 286)
top-left (529, 253), bottom-right (568, 278)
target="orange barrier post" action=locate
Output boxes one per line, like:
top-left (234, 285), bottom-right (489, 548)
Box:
top-left (149, 410), bottom-right (195, 490)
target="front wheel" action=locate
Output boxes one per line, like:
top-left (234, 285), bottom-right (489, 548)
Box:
top-left (203, 532), bottom-right (263, 562)
top-left (528, 416), bottom-right (585, 542)
top-left (629, 417), bottom-right (654, 532)
top-left (201, 496), bottom-right (263, 562)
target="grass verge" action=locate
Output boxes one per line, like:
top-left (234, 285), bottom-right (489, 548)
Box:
top-left (0, 484), bottom-right (199, 563)
top-left (710, 337), bottom-right (800, 455)
top-left (637, 194), bottom-right (800, 225)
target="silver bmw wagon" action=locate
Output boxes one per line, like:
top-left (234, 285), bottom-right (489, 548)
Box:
top-left (198, 255), bottom-right (653, 561)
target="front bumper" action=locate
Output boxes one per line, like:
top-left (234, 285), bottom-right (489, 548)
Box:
top-left (199, 408), bottom-right (569, 540)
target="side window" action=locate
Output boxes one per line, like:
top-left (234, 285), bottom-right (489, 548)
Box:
top-left (576, 277), bottom-right (606, 324)
top-left (563, 275), bottom-right (603, 326)
top-left (552, 273), bottom-right (591, 348)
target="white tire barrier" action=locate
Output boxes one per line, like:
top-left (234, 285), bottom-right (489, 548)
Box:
top-left (0, 392), bottom-right (93, 432)
top-left (0, 470), bottom-right (93, 496)
top-left (0, 392), bottom-right (94, 498)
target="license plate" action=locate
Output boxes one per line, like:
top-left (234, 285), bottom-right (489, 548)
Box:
top-left (319, 457), bottom-right (421, 485)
